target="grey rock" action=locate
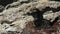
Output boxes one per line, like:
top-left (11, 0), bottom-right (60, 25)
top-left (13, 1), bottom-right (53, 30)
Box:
top-left (0, 0), bottom-right (60, 34)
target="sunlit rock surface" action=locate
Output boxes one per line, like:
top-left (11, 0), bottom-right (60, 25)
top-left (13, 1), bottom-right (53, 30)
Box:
top-left (0, 0), bottom-right (60, 34)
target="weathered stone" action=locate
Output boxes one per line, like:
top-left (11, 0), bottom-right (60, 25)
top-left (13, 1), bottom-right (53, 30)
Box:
top-left (0, 0), bottom-right (60, 34)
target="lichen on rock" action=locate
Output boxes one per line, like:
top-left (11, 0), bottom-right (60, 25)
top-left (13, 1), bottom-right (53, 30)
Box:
top-left (0, 0), bottom-right (60, 34)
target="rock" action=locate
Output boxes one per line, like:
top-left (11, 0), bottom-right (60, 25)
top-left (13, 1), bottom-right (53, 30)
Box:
top-left (0, 0), bottom-right (60, 34)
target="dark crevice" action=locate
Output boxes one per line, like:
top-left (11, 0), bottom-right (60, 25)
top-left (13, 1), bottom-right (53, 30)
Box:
top-left (0, 0), bottom-right (14, 12)
top-left (50, 16), bottom-right (59, 26)
top-left (21, 1), bottom-right (30, 4)
top-left (27, 7), bottom-right (59, 29)
top-left (42, 7), bottom-right (60, 13)
top-left (10, 24), bottom-right (15, 26)
top-left (50, 0), bottom-right (60, 1)
top-left (0, 0), bottom-right (14, 6)
top-left (1, 21), bottom-right (13, 24)
top-left (27, 8), bottom-right (51, 28)
top-left (51, 7), bottom-right (60, 12)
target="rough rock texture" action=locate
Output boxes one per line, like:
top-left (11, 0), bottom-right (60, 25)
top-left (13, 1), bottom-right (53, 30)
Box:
top-left (0, 0), bottom-right (60, 34)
